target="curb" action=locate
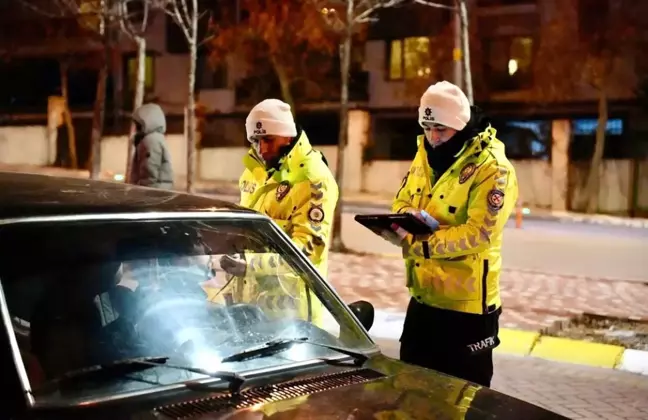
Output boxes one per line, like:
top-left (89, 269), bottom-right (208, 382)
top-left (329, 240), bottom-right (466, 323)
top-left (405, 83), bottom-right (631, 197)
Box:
top-left (367, 310), bottom-right (648, 375)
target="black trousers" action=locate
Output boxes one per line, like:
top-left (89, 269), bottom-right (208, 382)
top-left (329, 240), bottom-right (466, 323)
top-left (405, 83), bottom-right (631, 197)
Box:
top-left (399, 298), bottom-right (500, 387)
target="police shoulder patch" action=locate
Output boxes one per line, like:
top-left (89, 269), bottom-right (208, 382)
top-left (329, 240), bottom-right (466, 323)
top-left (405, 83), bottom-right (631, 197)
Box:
top-left (275, 181), bottom-right (291, 202)
top-left (486, 188), bottom-right (505, 211)
top-left (308, 204), bottom-right (325, 223)
top-left (459, 162), bottom-right (477, 184)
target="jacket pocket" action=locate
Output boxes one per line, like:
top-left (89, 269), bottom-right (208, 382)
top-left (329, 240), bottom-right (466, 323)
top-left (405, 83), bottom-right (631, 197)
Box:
top-left (417, 257), bottom-right (481, 302)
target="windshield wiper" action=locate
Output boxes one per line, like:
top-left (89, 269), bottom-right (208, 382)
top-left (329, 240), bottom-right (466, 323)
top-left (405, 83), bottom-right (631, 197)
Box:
top-left (221, 337), bottom-right (369, 366)
top-left (33, 356), bottom-right (246, 395)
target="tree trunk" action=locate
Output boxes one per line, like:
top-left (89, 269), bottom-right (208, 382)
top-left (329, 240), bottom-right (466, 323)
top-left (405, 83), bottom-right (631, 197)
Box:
top-left (331, 0), bottom-right (354, 253)
top-left (59, 60), bottom-right (78, 169)
top-left (584, 87), bottom-right (608, 214)
top-left (185, 5), bottom-right (198, 193)
top-left (126, 37), bottom-right (147, 183)
top-left (111, 46), bottom-right (122, 131)
top-left (457, 0), bottom-right (474, 103)
top-left (273, 59), bottom-right (296, 115)
top-left (88, 54), bottom-right (108, 179)
top-left (452, 9), bottom-right (462, 90)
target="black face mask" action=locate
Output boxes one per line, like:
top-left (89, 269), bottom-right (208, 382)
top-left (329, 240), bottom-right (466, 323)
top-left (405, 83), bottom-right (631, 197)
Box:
top-left (425, 106), bottom-right (491, 175)
top-left (264, 127), bottom-right (302, 171)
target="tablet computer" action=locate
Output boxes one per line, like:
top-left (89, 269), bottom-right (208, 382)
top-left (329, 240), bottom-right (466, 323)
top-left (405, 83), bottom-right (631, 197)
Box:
top-left (354, 213), bottom-right (434, 236)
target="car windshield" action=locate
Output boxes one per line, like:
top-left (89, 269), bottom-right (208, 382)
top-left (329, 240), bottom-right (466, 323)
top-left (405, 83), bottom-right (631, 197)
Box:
top-left (0, 215), bottom-right (375, 406)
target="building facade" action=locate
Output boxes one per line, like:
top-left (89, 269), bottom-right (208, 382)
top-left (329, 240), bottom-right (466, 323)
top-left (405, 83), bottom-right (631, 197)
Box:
top-left (0, 0), bottom-right (646, 214)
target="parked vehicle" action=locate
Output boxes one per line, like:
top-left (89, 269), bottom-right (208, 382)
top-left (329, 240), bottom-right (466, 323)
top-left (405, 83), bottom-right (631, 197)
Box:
top-left (0, 172), bottom-right (567, 419)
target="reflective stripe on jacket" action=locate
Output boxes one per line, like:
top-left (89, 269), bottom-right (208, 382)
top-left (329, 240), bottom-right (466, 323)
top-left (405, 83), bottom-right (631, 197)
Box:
top-left (391, 126), bottom-right (518, 315)
top-left (235, 131), bottom-right (339, 325)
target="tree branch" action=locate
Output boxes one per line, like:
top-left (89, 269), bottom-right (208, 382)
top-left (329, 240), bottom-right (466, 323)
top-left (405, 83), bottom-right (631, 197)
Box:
top-left (16, 0), bottom-right (68, 18)
top-left (354, 0), bottom-right (408, 23)
top-left (159, 0), bottom-right (192, 42)
top-left (353, 0), bottom-right (456, 23)
top-left (178, 0), bottom-right (193, 34)
top-left (414, 0), bottom-right (456, 10)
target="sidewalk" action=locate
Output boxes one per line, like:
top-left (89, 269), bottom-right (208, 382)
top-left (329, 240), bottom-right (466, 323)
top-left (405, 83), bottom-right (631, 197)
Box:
top-left (327, 252), bottom-right (648, 375)
top-left (2, 163), bottom-right (647, 228)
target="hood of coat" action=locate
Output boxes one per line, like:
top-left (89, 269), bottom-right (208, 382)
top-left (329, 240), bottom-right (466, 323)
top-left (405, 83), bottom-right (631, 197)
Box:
top-left (132, 103), bottom-right (167, 135)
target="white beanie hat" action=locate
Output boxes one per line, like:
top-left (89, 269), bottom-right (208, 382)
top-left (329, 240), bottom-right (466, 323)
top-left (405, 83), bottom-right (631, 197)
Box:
top-left (245, 99), bottom-right (297, 140)
top-left (418, 81), bottom-right (471, 131)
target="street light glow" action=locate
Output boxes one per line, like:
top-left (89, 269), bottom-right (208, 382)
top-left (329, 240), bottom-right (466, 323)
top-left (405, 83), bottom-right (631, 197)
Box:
top-left (508, 59), bottom-right (518, 75)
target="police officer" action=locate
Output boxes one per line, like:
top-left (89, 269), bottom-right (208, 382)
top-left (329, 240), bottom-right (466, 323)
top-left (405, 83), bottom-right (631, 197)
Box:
top-left (219, 99), bottom-right (339, 327)
top-left (382, 81), bottom-right (518, 387)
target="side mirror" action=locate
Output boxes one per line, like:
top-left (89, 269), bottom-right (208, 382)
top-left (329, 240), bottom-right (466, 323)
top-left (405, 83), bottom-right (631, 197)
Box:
top-left (348, 300), bottom-right (375, 331)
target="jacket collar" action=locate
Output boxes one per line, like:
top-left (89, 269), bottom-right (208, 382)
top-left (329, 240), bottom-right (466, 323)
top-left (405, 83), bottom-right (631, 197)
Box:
top-left (243, 131), bottom-right (315, 181)
top-left (416, 125), bottom-right (498, 159)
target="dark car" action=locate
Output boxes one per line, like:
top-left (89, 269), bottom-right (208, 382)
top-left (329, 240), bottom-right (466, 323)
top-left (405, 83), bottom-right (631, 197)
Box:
top-left (0, 172), bottom-right (567, 420)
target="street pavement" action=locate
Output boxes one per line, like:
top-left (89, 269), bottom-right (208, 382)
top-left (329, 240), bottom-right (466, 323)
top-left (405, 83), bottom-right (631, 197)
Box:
top-left (327, 252), bottom-right (648, 330)
top-left (206, 190), bottom-right (648, 283)
top-left (338, 211), bottom-right (648, 283)
top-left (375, 338), bottom-right (648, 420)
top-left (208, 189), bottom-right (648, 329)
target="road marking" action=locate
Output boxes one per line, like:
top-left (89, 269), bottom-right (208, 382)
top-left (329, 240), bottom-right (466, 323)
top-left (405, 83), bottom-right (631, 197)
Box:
top-left (531, 336), bottom-right (625, 369)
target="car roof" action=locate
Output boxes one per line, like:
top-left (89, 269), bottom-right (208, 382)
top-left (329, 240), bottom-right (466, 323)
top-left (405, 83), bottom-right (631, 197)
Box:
top-left (0, 171), bottom-right (253, 220)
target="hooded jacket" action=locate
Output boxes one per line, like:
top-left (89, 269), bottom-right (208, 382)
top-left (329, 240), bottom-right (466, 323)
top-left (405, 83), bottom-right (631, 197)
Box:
top-left (392, 107), bottom-right (519, 316)
top-left (130, 103), bottom-right (173, 189)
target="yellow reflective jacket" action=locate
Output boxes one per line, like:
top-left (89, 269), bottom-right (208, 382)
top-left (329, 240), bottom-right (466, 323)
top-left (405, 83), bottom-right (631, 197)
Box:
top-left (391, 126), bottom-right (518, 315)
top-left (235, 131), bottom-right (339, 325)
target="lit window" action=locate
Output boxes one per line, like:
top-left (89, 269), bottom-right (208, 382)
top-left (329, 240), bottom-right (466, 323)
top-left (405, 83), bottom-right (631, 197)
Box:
top-left (572, 119), bottom-right (623, 136)
top-left (388, 37), bottom-right (431, 81)
top-left (126, 55), bottom-right (154, 92)
top-left (388, 40), bottom-right (403, 80)
top-left (404, 37), bottom-right (431, 79)
top-left (485, 36), bottom-right (533, 91)
top-left (510, 37), bottom-right (532, 73)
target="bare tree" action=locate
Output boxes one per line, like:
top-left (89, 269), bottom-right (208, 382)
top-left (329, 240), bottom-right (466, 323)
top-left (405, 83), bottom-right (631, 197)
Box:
top-left (154, 0), bottom-right (202, 193)
top-left (411, 0), bottom-right (472, 101)
top-left (209, 0), bottom-right (338, 112)
top-left (118, 0), bottom-right (154, 182)
top-left (455, 0), bottom-right (472, 103)
top-left (59, 59), bottom-right (79, 168)
top-left (16, 0), bottom-right (153, 179)
top-left (533, 0), bottom-right (647, 213)
top-left (68, 0), bottom-right (113, 179)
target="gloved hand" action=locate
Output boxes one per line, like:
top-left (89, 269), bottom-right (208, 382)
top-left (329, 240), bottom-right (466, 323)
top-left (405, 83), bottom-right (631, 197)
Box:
top-left (219, 254), bottom-right (247, 277)
top-left (406, 209), bottom-right (440, 233)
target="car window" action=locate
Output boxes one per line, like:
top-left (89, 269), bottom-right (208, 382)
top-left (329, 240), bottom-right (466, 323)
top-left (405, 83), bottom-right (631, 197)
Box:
top-left (0, 216), bottom-right (374, 405)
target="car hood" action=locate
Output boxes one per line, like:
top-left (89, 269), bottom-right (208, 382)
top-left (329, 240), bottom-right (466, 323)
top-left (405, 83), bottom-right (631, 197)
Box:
top-left (156, 355), bottom-right (567, 420)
